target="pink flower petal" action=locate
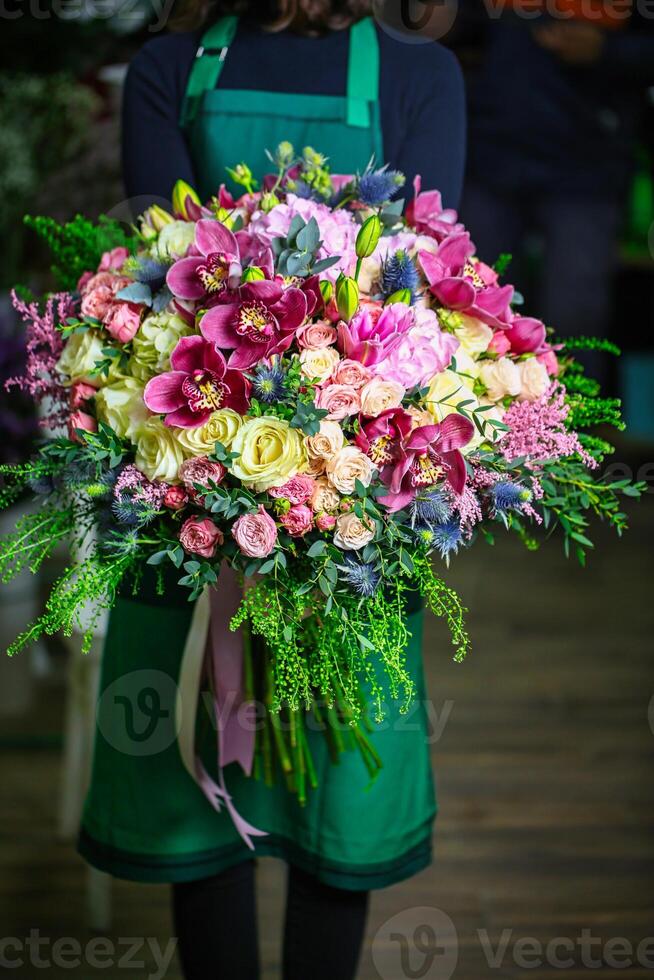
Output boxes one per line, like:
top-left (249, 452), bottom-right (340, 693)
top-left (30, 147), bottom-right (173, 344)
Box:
top-left (165, 405), bottom-right (212, 428)
top-left (227, 341), bottom-right (266, 370)
top-left (443, 450), bottom-right (467, 495)
top-left (272, 287), bottom-right (308, 333)
top-left (439, 413), bottom-right (475, 453)
top-left (144, 373), bottom-right (187, 414)
top-left (200, 304), bottom-right (239, 348)
top-left (166, 257), bottom-right (206, 301)
top-left (432, 277), bottom-right (476, 311)
top-left (242, 279), bottom-right (283, 305)
top-left (169, 335), bottom-right (207, 373)
top-left (195, 219), bottom-right (239, 259)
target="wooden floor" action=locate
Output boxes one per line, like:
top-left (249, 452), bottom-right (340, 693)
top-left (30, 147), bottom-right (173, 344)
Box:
top-left (1, 495), bottom-right (653, 978)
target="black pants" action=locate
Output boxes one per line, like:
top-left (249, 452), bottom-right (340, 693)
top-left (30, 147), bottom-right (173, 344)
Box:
top-left (172, 861), bottom-right (370, 980)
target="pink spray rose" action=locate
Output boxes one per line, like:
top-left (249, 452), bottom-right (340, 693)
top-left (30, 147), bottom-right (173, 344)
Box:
top-left (179, 517), bottom-right (224, 558)
top-left (164, 486), bottom-right (189, 511)
top-left (268, 475), bottom-right (316, 506)
top-left (538, 349), bottom-right (560, 376)
top-left (179, 457), bottom-right (227, 499)
top-left (315, 384), bottom-right (361, 420)
top-left (99, 247), bottom-right (130, 273)
top-left (81, 285), bottom-right (115, 322)
top-left (104, 302), bottom-right (143, 344)
top-left (68, 410), bottom-right (97, 443)
top-left (280, 504), bottom-right (314, 538)
top-left (296, 321), bottom-right (338, 350)
top-left (316, 513), bottom-right (337, 532)
top-left (69, 381), bottom-right (98, 409)
top-left (331, 358), bottom-right (372, 389)
top-left (232, 506), bottom-right (278, 558)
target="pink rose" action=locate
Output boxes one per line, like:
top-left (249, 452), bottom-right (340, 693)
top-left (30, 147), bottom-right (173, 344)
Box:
top-left (268, 475), bottom-right (316, 506)
top-left (179, 517), bottom-right (224, 558)
top-left (104, 302), bottom-right (142, 344)
top-left (77, 270), bottom-right (94, 293)
top-left (315, 384), bottom-right (361, 421)
top-left (280, 504), bottom-right (314, 538)
top-left (232, 506), bottom-right (278, 558)
top-left (488, 331), bottom-right (512, 356)
top-left (69, 381), bottom-right (98, 409)
top-left (81, 272), bottom-right (116, 295)
top-left (99, 247), bottom-right (130, 273)
top-left (296, 321), bottom-right (338, 349)
top-left (316, 513), bottom-right (337, 532)
top-left (179, 457), bottom-right (226, 499)
top-left (68, 410), bottom-right (97, 443)
top-left (164, 486), bottom-right (189, 511)
top-left (331, 358), bottom-right (372, 389)
top-left (81, 286), bottom-right (115, 322)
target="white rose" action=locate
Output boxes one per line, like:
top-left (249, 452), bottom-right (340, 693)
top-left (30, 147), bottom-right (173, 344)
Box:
top-left (359, 378), bottom-right (406, 418)
top-left (299, 346), bottom-right (341, 383)
top-left (153, 220), bottom-right (196, 261)
top-left (174, 409), bottom-right (244, 455)
top-left (454, 315), bottom-right (493, 356)
top-left (479, 358), bottom-right (522, 402)
top-left (326, 446), bottom-right (374, 495)
top-left (134, 416), bottom-right (186, 483)
top-left (333, 512), bottom-right (375, 551)
top-left (519, 358), bottom-right (550, 401)
top-left (95, 378), bottom-right (148, 442)
top-left (130, 311), bottom-right (193, 382)
top-left (56, 330), bottom-right (107, 386)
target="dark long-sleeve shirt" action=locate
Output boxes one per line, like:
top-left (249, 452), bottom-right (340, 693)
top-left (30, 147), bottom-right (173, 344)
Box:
top-left (122, 22), bottom-right (467, 209)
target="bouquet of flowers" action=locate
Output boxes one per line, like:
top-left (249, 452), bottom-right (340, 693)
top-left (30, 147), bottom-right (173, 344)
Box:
top-left (1, 144), bottom-right (643, 813)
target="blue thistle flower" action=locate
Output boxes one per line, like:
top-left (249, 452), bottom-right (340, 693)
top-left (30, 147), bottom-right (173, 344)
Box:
top-left (491, 481), bottom-right (528, 513)
top-left (410, 490), bottom-right (452, 529)
top-left (381, 250), bottom-right (419, 302)
top-left (111, 497), bottom-right (157, 528)
top-left (357, 166), bottom-right (405, 207)
top-left (61, 459), bottom-right (97, 490)
top-left (133, 257), bottom-right (169, 291)
top-left (337, 556), bottom-right (381, 598)
top-left (432, 519), bottom-right (463, 561)
top-left (28, 473), bottom-right (56, 496)
top-left (252, 360), bottom-right (288, 404)
top-left (99, 527), bottom-right (140, 559)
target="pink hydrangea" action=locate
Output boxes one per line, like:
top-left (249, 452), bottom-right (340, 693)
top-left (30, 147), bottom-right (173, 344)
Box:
top-left (371, 307), bottom-right (459, 388)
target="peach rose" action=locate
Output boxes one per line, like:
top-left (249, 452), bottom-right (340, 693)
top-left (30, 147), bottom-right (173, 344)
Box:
top-left (331, 358), bottom-right (372, 389)
top-left (333, 512), bottom-right (375, 551)
top-left (311, 477), bottom-right (341, 515)
top-left (296, 321), bottom-right (338, 349)
top-left (359, 378), bottom-right (405, 418)
top-left (326, 446), bottom-right (375, 495)
top-left (232, 506), bottom-right (278, 558)
top-left (315, 384), bottom-right (361, 421)
top-left (305, 420), bottom-right (345, 464)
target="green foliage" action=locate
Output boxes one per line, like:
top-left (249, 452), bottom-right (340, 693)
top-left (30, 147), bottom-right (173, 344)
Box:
top-left (24, 214), bottom-right (135, 291)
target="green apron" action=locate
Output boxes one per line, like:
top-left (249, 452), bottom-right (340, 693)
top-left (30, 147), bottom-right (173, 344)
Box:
top-left (79, 16), bottom-right (436, 890)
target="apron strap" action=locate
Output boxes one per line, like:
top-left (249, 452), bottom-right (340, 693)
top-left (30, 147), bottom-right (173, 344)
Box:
top-left (346, 17), bottom-right (380, 129)
top-left (182, 15), bottom-right (380, 131)
top-left (181, 15), bottom-right (239, 127)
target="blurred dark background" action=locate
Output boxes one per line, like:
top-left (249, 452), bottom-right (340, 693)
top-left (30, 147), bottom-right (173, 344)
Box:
top-left (0, 2), bottom-right (652, 977)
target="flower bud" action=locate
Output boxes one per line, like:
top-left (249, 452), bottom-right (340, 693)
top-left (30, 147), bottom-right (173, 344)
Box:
top-left (140, 204), bottom-right (174, 239)
top-left (355, 215), bottom-right (383, 260)
top-left (172, 180), bottom-right (201, 220)
top-left (275, 141), bottom-right (295, 168)
top-left (384, 288), bottom-right (412, 306)
top-left (242, 266), bottom-right (266, 283)
top-left (336, 276), bottom-right (359, 323)
top-left (319, 280), bottom-right (334, 305)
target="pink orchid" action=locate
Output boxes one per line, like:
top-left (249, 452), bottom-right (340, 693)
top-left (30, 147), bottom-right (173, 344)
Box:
top-left (338, 303), bottom-right (414, 367)
top-left (199, 279), bottom-right (307, 370)
top-left (406, 176), bottom-right (464, 241)
top-left (167, 219), bottom-right (243, 303)
top-left (355, 408), bottom-right (414, 467)
top-left (419, 233), bottom-right (514, 328)
top-left (143, 335), bottom-right (250, 428)
top-left (380, 414), bottom-right (475, 512)
top-left (506, 315), bottom-right (547, 355)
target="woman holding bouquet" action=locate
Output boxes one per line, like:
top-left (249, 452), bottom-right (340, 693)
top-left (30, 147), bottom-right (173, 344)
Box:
top-left (79, 2), bottom-right (467, 978)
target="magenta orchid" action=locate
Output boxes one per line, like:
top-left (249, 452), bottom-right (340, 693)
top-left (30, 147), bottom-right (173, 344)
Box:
top-left (380, 414), bottom-right (475, 512)
top-left (167, 219), bottom-right (243, 303)
top-left (419, 234), bottom-right (514, 328)
top-left (355, 408), bottom-right (414, 467)
top-left (338, 302), bottom-right (415, 367)
top-left (143, 335), bottom-right (250, 428)
top-left (199, 279), bottom-right (308, 369)
top-left (406, 176), bottom-right (464, 242)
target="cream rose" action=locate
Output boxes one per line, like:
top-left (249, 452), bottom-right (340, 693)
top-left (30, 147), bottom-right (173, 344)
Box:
top-left (479, 357), bottom-right (522, 403)
top-left (326, 446), bottom-right (375, 495)
top-left (229, 416), bottom-right (307, 492)
top-left (454, 315), bottom-right (494, 356)
top-left (519, 358), bottom-right (550, 401)
top-left (130, 311), bottom-right (193, 382)
top-left (174, 409), bottom-right (244, 455)
top-left (359, 378), bottom-right (405, 418)
top-left (134, 416), bottom-right (186, 483)
top-left (333, 512), bottom-right (375, 551)
top-left (95, 378), bottom-right (148, 441)
top-left (299, 346), bottom-right (341, 383)
top-left (311, 477), bottom-right (341, 515)
top-left (153, 220), bottom-right (196, 261)
top-left (304, 420), bottom-right (345, 464)
top-left (56, 330), bottom-right (107, 386)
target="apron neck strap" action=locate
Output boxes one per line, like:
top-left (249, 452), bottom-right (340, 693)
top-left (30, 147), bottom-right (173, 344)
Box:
top-left (347, 17), bottom-right (380, 128)
top-left (181, 15), bottom-right (380, 129)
